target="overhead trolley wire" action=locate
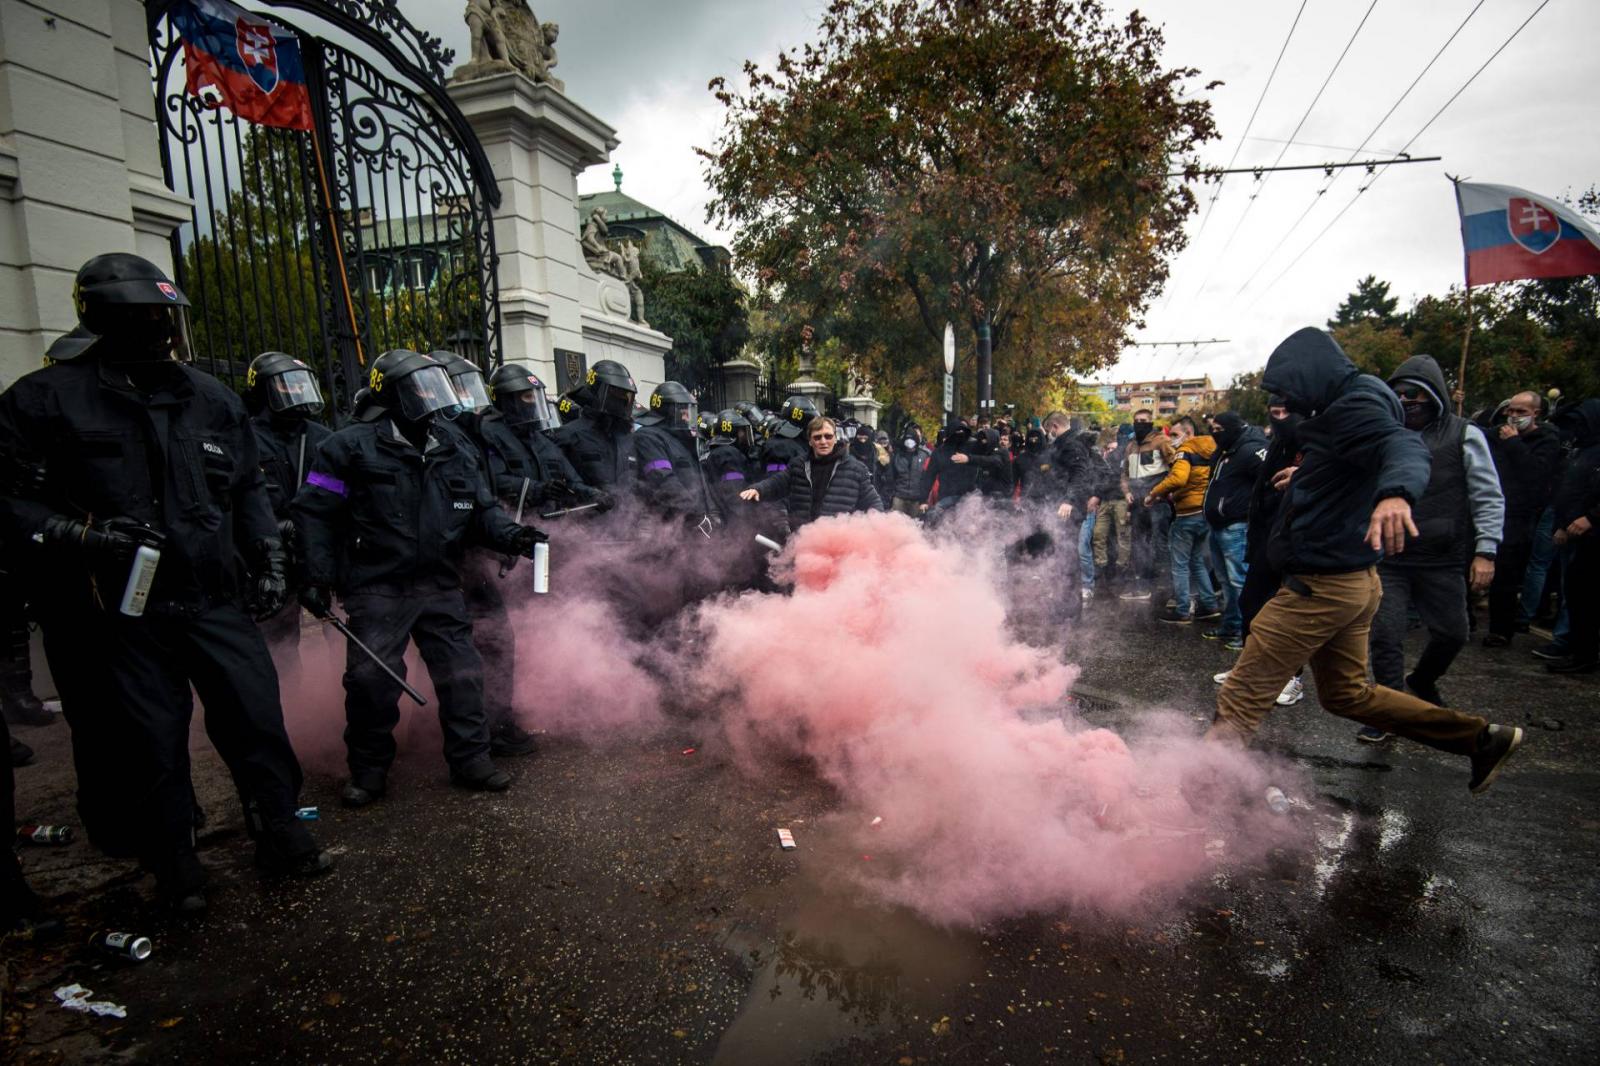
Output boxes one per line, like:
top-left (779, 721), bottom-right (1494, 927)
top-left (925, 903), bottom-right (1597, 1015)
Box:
top-left (1231, 0), bottom-right (1488, 298)
top-left (1251, 0), bottom-right (1554, 303)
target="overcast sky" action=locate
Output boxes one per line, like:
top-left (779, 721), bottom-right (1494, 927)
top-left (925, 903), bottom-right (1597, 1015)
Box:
top-left (402, 0), bottom-right (1599, 388)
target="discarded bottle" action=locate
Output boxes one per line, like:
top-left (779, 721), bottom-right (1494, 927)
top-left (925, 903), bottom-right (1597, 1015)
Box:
top-left (90, 931), bottom-right (152, 963)
top-left (1264, 786), bottom-right (1291, 814)
top-left (16, 824), bottom-right (74, 845)
top-left (294, 806), bottom-right (320, 821)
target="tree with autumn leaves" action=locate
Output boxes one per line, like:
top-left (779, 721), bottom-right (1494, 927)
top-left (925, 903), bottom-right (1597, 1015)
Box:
top-left (701, 0), bottom-right (1217, 422)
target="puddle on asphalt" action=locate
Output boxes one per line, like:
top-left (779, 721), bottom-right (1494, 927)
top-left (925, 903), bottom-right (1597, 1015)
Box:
top-left (712, 841), bottom-right (983, 1065)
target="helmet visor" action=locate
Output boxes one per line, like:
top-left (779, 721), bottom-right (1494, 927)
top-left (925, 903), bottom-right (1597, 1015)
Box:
top-left (498, 383), bottom-right (556, 430)
top-left (267, 368), bottom-right (325, 416)
top-left (592, 380), bottom-right (637, 421)
top-left (397, 364), bottom-right (461, 422)
top-left (450, 368), bottom-right (492, 411)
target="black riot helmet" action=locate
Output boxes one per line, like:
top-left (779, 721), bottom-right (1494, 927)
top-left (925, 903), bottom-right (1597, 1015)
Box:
top-left (431, 351), bottom-right (493, 414)
top-left (584, 359), bottom-right (637, 421)
top-left (350, 387), bottom-right (384, 423)
top-left (715, 408), bottom-right (753, 451)
top-left (734, 401), bottom-right (765, 431)
top-left (69, 252), bottom-right (194, 365)
top-left (367, 349), bottom-right (459, 423)
top-left (776, 395), bottom-right (820, 439)
top-left (247, 351), bottom-right (324, 418)
top-left (639, 381), bottom-right (698, 435)
top-left (488, 361), bottom-right (557, 431)
top-left (556, 387), bottom-right (586, 425)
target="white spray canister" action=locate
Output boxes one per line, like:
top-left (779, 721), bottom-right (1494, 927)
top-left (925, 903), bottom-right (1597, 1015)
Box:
top-left (531, 541), bottom-right (550, 595)
top-left (119, 545), bottom-right (160, 617)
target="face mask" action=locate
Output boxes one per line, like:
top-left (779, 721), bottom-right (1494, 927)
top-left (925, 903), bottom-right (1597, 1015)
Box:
top-left (1402, 400), bottom-right (1432, 430)
top-left (903, 437), bottom-right (917, 450)
top-left (1508, 415), bottom-right (1534, 432)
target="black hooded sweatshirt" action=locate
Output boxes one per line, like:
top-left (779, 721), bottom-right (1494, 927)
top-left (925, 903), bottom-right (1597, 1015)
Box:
top-left (1202, 413), bottom-right (1268, 529)
top-left (1553, 399), bottom-right (1600, 528)
top-left (1260, 328), bottom-right (1431, 574)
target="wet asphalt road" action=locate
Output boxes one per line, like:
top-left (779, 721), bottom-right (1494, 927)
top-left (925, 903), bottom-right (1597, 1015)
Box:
top-left (3, 598), bottom-right (1597, 1065)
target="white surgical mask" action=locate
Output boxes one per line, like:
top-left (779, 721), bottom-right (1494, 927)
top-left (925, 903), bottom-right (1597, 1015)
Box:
top-left (1508, 414), bottom-right (1534, 431)
top-left (903, 437), bottom-right (917, 450)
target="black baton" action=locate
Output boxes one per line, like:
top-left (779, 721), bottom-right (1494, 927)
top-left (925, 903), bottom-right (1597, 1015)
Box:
top-left (324, 613), bottom-right (428, 706)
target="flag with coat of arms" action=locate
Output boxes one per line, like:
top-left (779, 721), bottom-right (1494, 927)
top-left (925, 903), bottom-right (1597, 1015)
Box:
top-left (1454, 180), bottom-right (1600, 287)
top-left (171, 0), bottom-right (315, 131)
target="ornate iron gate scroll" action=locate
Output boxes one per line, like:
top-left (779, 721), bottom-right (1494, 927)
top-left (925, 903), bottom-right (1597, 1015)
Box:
top-left (147, 0), bottom-right (502, 410)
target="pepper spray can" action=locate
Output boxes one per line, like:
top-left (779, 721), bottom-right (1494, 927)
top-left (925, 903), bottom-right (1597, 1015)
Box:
top-left (531, 541), bottom-right (550, 595)
top-left (119, 544), bottom-right (160, 617)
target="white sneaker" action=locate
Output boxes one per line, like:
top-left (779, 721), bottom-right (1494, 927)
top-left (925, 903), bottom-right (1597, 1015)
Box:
top-left (1212, 670), bottom-right (1231, 685)
top-left (1276, 676), bottom-right (1305, 706)
top-left (1081, 587), bottom-right (1094, 602)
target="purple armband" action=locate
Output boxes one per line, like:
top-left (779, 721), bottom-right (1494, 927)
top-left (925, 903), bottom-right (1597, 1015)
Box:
top-left (306, 471), bottom-right (347, 497)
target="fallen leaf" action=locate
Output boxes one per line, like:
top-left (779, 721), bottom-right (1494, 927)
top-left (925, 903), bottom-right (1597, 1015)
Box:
top-left (931, 1015), bottom-right (951, 1036)
top-left (323, 992), bottom-right (343, 1007)
top-left (671, 1029), bottom-right (687, 1039)
top-left (156, 1017), bottom-right (183, 1029)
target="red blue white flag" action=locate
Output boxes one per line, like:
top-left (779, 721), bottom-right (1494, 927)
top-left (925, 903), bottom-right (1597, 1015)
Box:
top-left (172, 0), bottom-right (314, 131)
top-left (1455, 180), bottom-right (1600, 287)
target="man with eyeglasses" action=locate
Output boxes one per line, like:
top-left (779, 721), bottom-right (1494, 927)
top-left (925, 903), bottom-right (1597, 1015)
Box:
top-left (739, 416), bottom-right (880, 526)
top-left (1358, 354), bottom-right (1503, 742)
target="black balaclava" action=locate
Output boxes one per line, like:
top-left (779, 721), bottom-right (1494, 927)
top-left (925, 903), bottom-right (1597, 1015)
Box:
top-left (1133, 421), bottom-right (1154, 442)
top-left (1394, 377), bottom-right (1443, 431)
top-left (1024, 428), bottom-right (1044, 452)
top-left (1212, 411), bottom-right (1245, 450)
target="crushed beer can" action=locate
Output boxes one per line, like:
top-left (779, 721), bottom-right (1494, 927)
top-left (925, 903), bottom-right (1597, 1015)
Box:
top-left (90, 931), bottom-right (152, 962)
top-left (776, 828), bottom-right (796, 850)
top-left (295, 806), bottom-right (320, 820)
top-left (17, 824), bottom-right (74, 845)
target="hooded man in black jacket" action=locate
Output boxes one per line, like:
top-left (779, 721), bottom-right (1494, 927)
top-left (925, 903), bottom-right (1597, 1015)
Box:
top-left (1202, 412), bottom-right (1268, 647)
top-left (1362, 354), bottom-right (1503, 737)
top-left (1209, 328), bottom-right (1522, 796)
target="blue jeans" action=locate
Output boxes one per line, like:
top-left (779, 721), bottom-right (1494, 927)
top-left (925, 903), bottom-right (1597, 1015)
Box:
top-left (1169, 513), bottom-right (1217, 616)
top-left (1079, 512), bottom-right (1096, 588)
top-left (1519, 508), bottom-right (1555, 624)
top-left (1207, 522), bottom-right (1248, 636)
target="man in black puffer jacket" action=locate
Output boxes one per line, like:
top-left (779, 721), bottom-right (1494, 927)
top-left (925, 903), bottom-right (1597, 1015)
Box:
top-left (1545, 398), bottom-right (1600, 673)
top-left (1209, 328), bottom-right (1523, 796)
top-left (740, 416), bottom-right (880, 528)
top-left (1201, 412), bottom-right (1268, 648)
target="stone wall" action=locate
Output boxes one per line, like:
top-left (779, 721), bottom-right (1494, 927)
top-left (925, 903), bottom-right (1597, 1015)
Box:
top-left (0, 0), bottom-right (189, 385)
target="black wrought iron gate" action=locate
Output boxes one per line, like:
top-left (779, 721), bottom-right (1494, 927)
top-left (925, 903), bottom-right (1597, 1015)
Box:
top-left (147, 0), bottom-right (502, 411)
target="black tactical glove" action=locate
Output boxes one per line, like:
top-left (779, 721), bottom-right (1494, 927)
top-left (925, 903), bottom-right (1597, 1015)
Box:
top-left (40, 515), bottom-right (165, 559)
top-left (298, 584), bottom-right (333, 620)
top-left (510, 525), bottom-right (549, 559)
top-left (545, 477), bottom-right (579, 504)
top-left (276, 518), bottom-right (300, 553)
top-left (248, 541), bottom-right (289, 620)
top-left (589, 489), bottom-right (616, 513)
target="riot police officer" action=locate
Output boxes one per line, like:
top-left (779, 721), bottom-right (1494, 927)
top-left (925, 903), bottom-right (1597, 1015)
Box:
top-left (293, 350), bottom-right (546, 806)
top-left (760, 395), bottom-right (817, 479)
top-left (483, 362), bottom-right (613, 515)
top-left (633, 382), bottom-right (717, 526)
top-left (554, 359), bottom-right (637, 489)
top-left (705, 408), bottom-right (756, 517)
top-left (245, 352), bottom-right (331, 671)
top-left (0, 253), bottom-right (329, 910)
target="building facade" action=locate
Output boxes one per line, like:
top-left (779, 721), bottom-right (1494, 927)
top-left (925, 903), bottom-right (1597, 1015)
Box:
top-left (1095, 376), bottom-right (1217, 417)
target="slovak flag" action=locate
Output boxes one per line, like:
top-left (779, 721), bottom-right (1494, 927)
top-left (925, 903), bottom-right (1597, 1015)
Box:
top-left (171, 0), bottom-right (314, 131)
top-left (1455, 180), bottom-right (1600, 287)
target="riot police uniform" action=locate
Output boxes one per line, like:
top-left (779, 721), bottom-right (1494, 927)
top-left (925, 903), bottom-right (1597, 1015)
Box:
top-left (553, 359), bottom-right (637, 489)
top-left (704, 409), bottom-right (757, 516)
top-left (0, 254), bottom-right (328, 908)
top-left (292, 350), bottom-right (545, 805)
top-left (759, 396), bottom-right (816, 479)
top-left (245, 352), bottom-right (332, 669)
top-left (632, 382), bottom-right (716, 526)
top-left (482, 362), bottom-right (612, 515)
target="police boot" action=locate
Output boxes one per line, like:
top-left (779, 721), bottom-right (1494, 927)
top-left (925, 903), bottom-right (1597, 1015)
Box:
top-left (255, 827), bottom-right (335, 880)
top-left (148, 850), bottom-right (207, 915)
top-left (340, 771), bottom-right (387, 809)
top-left (450, 760), bottom-right (511, 792)
top-left (10, 734), bottom-right (32, 767)
top-left (489, 721), bottom-right (541, 757)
